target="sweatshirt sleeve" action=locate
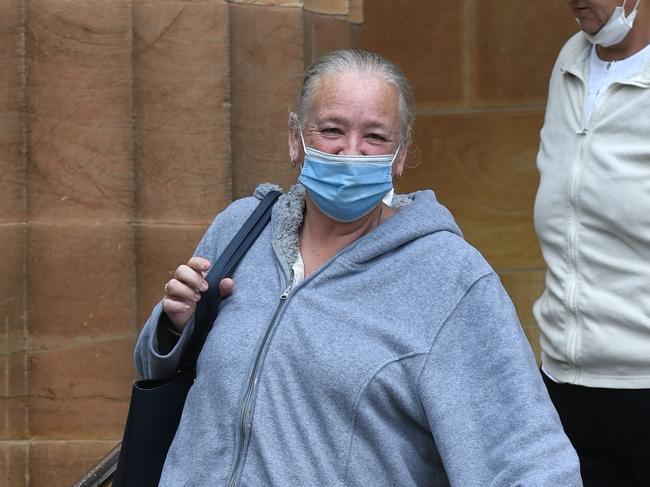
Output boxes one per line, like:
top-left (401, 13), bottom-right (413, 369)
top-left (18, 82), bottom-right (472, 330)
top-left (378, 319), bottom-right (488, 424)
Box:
top-left (134, 302), bottom-right (196, 380)
top-left (133, 195), bottom-right (269, 380)
top-left (418, 273), bottom-right (582, 487)
top-left (133, 216), bottom-right (219, 381)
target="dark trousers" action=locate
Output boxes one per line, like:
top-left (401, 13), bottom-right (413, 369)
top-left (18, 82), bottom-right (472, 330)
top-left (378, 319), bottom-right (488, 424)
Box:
top-left (542, 373), bottom-right (650, 487)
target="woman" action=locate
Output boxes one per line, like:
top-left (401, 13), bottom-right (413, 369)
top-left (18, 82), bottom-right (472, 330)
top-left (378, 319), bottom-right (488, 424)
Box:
top-left (135, 49), bottom-right (581, 486)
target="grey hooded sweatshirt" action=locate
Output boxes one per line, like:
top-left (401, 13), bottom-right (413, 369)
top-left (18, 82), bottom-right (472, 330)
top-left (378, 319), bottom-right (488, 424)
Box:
top-left (135, 184), bottom-right (582, 487)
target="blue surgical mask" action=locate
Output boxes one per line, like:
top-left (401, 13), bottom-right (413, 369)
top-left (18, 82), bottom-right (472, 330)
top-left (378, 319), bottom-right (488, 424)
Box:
top-left (297, 132), bottom-right (399, 222)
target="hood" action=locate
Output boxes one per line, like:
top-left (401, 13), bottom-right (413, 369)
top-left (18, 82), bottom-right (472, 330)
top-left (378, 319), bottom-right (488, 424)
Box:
top-left (255, 183), bottom-right (463, 270)
top-left (345, 189), bottom-right (463, 265)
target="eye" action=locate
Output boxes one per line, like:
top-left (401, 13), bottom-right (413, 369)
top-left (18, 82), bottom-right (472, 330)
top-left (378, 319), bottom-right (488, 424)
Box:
top-left (367, 133), bottom-right (387, 142)
top-left (321, 127), bottom-right (342, 136)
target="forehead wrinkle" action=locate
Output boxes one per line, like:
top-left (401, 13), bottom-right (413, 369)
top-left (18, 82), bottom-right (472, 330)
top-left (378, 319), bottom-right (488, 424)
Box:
top-left (313, 114), bottom-right (348, 126)
top-left (308, 73), bottom-right (400, 133)
top-left (313, 112), bottom-right (394, 134)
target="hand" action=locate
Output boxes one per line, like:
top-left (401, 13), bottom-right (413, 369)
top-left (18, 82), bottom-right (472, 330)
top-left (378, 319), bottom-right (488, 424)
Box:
top-left (161, 257), bottom-right (234, 331)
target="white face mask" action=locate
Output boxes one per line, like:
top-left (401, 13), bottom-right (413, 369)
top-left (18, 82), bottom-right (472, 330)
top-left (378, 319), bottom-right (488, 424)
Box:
top-left (584, 0), bottom-right (641, 47)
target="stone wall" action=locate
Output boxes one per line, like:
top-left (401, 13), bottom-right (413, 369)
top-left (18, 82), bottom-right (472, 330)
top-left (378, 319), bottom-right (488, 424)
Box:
top-left (1, 1), bottom-right (576, 485)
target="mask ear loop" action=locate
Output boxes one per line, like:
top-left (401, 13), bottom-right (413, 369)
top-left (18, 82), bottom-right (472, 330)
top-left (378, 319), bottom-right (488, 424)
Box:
top-left (299, 130), bottom-right (308, 153)
top-left (390, 145), bottom-right (401, 165)
top-left (297, 131), bottom-right (308, 170)
top-left (382, 145), bottom-right (401, 206)
top-left (613, 0), bottom-right (640, 22)
top-left (621, 0), bottom-right (636, 16)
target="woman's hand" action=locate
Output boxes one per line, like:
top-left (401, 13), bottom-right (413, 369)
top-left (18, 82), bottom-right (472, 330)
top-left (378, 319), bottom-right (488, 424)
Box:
top-left (162, 257), bottom-right (234, 331)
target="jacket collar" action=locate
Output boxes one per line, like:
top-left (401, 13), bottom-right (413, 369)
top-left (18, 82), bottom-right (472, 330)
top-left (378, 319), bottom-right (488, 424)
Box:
top-left (560, 32), bottom-right (650, 88)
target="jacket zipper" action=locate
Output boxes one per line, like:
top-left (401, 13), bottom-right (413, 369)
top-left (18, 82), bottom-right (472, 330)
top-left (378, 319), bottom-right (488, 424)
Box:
top-left (226, 238), bottom-right (358, 485)
top-left (565, 75), bottom-right (621, 375)
top-left (226, 285), bottom-right (292, 487)
top-left (563, 65), bottom-right (588, 377)
top-left (566, 143), bottom-right (583, 371)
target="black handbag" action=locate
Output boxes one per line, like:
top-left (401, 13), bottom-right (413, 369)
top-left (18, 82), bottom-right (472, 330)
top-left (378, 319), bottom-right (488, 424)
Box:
top-left (113, 190), bottom-right (281, 487)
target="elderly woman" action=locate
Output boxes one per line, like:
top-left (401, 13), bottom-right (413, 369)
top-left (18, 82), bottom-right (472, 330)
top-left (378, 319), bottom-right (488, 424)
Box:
top-left (135, 49), bottom-right (581, 486)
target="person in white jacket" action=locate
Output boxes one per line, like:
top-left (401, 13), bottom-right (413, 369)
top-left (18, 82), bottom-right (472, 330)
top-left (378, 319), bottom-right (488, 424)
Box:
top-left (534, 0), bottom-right (650, 485)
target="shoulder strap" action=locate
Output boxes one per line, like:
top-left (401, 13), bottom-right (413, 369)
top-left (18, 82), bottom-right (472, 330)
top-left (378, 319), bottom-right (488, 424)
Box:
top-left (180, 190), bottom-right (281, 370)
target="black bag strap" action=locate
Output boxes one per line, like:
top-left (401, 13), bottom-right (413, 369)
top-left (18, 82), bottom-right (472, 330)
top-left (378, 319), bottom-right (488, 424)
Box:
top-left (180, 190), bottom-right (281, 370)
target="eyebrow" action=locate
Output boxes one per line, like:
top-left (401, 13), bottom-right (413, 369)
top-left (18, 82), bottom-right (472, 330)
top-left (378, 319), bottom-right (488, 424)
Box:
top-left (363, 120), bottom-right (391, 131)
top-left (314, 115), bottom-right (347, 126)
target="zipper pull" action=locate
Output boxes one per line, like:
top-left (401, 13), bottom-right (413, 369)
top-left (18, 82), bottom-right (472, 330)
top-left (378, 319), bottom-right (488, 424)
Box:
top-left (577, 127), bottom-right (589, 135)
top-left (280, 284), bottom-right (292, 300)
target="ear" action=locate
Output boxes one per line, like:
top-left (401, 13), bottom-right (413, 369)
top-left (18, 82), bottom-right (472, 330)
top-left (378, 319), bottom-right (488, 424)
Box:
top-left (288, 112), bottom-right (302, 164)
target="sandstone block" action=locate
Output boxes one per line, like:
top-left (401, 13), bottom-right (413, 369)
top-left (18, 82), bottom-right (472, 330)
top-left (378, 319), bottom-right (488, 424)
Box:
top-left (26, 0), bottom-right (132, 222)
top-left (363, 0), bottom-right (464, 108)
top-left (304, 10), bottom-right (361, 65)
top-left (230, 3), bottom-right (303, 198)
top-left (0, 0), bottom-right (25, 223)
top-left (348, 0), bottom-right (363, 24)
top-left (0, 224), bottom-right (25, 354)
top-left (229, 0), bottom-right (302, 6)
top-left (28, 339), bottom-right (134, 439)
top-left (0, 442), bottom-right (28, 487)
top-left (468, 0), bottom-right (577, 106)
top-left (0, 398), bottom-right (28, 440)
top-left (398, 110), bottom-right (545, 269)
top-left (134, 0), bottom-right (232, 222)
top-left (29, 440), bottom-right (118, 487)
top-left (304, 0), bottom-right (348, 15)
top-left (0, 350), bottom-right (28, 439)
top-left (27, 223), bottom-right (135, 344)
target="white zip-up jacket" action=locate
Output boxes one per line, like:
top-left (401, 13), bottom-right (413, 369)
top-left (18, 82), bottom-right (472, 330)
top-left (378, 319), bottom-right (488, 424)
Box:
top-left (534, 32), bottom-right (650, 389)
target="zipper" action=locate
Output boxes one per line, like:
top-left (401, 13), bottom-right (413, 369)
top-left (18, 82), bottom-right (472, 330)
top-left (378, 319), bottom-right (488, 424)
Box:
top-left (226, 237), bottom-right (361, 485)
top-left (566, 79), bottom-right (621, 372)
top-left (279, 283), bottom-right (293, 300)
top-left (558, 54), bottom-right (648, 375)
top-left (226, 269), bottom-right (294, 487)
top-left (566, 142), bottom-right (583, 371)
top-left (564, 72), bottom-right (589, 378)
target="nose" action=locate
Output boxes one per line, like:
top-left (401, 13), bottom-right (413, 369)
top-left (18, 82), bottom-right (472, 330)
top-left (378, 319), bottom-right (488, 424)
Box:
top-left (338, 134), bottom-right (364, 156)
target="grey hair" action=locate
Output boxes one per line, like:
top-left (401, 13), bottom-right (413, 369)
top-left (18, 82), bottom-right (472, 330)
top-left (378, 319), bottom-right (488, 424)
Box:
top-left (294, 49), bottom-right (414, 147)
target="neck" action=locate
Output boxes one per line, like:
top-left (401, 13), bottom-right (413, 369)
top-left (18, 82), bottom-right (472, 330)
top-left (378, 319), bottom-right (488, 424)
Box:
top-left (597, 4), bottom-right (650, 60)
top-left (301, 197), bottom-right (383, 245)
top-left (299, 197), bottom-right (390, 276)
